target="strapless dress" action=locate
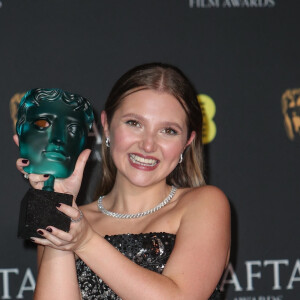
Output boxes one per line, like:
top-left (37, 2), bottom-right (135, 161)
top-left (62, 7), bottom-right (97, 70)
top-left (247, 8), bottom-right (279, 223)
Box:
top-left (76, 232), bottom-right (221, 299)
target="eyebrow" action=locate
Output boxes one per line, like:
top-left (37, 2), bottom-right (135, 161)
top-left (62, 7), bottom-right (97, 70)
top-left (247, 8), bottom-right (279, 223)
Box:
top-left (122, 113), bottom-right (184, 131)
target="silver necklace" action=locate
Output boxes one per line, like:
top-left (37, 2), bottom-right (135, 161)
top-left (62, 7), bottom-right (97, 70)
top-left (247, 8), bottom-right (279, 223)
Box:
top-left (97, 185), bottom-right (177, 219)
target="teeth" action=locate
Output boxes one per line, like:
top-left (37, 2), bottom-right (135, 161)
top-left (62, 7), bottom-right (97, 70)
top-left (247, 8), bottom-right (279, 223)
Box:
top-left (130, 154), bottom-right (158, 166)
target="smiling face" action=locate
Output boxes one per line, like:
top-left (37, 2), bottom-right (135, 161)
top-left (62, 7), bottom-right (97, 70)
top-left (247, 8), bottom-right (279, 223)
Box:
top-left (18, 99), bottom-right (88, 178)
top-left (102, 89), bottom-right (195, 187)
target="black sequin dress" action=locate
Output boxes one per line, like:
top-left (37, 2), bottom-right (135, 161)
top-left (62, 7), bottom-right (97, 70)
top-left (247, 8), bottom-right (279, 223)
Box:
top-left (76, 232), bottom-right (221, 299)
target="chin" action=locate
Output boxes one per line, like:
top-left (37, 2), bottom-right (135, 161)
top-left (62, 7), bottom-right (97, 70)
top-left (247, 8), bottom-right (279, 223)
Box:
top-left (126, 176), bottom-right (166, 188)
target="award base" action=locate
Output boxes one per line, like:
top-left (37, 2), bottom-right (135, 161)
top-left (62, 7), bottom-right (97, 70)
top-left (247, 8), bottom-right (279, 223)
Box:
top-left (18, 188), bottom-right (73, 239)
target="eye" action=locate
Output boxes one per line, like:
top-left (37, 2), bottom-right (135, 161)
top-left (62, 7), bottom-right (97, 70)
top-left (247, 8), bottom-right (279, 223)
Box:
top-left (162, 127), bottom-right (178, 135)
top-left (33, 119), bottom-right (50, 130)
top-left (68, 124), bottom-right (80, 135)
top-left (126, 120), bottom-right (141, 127)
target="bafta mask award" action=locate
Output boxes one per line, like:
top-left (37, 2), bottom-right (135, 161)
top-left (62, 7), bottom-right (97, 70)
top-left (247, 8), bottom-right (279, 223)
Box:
top-left (16, 88), bottom-right (94, 239)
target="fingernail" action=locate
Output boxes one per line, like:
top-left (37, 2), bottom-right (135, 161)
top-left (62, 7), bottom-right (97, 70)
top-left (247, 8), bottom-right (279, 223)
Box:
top-left (22, 159), bottom-right (28, 164)
top-left (56, 203), bottom-right (61, 208)
top-left (30, 238), bottom-right (35, 243)
top-left (44, 174), bottom-right (50, 178)
top-left (37, 230), bottom-right (43, 235)
top-left (46, 227), bottom-right (52, 233)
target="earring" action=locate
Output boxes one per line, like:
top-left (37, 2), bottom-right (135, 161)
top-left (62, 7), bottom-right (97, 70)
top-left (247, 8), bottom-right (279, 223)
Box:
top-left (105, 137), bottom-right (110, 148)
top-left (178, 153), bottom-right (183, 164)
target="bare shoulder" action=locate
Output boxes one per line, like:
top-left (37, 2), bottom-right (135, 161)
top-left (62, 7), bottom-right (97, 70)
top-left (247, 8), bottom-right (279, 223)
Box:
top-left (175, 185), bottom-right (231, 243)
top-left (178, 185), bottom-right (230, 215)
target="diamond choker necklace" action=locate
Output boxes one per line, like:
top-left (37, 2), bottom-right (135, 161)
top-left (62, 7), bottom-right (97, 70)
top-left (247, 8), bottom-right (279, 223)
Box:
top-left (97, 185), bottom-right (177, 219)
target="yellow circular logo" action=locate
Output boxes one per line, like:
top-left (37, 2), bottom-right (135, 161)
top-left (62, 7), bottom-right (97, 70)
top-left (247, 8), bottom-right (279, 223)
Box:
top-left (197, 94), bottom-right (217, 144)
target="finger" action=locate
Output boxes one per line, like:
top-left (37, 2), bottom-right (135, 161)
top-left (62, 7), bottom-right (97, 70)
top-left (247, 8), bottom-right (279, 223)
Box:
top-left (45, 226), bottom-right (73, 242)
top-left (30, 236), bottom-right (49, 246)
top-left (13, 134), bottom-right (19, 146)
top-left (31, 235), bottom-right (65, 248)
top-left (57, 203), bottom-right (81, 220)
top-left (28, 173), bottom-right (51, 183)
top-left (71, 149), bottom-right (91, 181)
top-left (16, 158), bottom-right (30, 174)
top-left (27, 174), bottom-right (52, 190)
top-left (34, 229), bottom-right (72, 246)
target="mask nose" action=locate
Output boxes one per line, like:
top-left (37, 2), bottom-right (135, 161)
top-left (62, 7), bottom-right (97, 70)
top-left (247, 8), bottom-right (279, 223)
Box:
top-left (49, 120), bottom-right (66, 146)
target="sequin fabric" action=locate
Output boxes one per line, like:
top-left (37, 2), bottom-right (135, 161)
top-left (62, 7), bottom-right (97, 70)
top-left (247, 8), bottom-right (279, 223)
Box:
top-left (76, 232), bottom-right (221, 300)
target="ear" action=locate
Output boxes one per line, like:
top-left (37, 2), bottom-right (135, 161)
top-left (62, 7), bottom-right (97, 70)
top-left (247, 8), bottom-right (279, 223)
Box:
top-left (13, 134), bottom-right (19, 146)
top-left (100, 111), bottom-right (110, 138)
top-left (184, 131), bottom-right (196, 149)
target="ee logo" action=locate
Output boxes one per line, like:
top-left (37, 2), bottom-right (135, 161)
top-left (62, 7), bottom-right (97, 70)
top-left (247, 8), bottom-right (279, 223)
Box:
top-left (197, 94), bottom-right (216, 144)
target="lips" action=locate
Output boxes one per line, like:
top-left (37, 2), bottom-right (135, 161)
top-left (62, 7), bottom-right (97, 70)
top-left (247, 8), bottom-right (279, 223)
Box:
top-left (42, 150), bottom-right (69, 162)
top-left (129, 153), bottom-right (159, 166)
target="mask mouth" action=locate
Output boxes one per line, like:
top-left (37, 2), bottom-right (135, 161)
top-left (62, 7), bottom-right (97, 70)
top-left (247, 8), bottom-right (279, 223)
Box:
top-left (42, 149), bottom-right (70, 162)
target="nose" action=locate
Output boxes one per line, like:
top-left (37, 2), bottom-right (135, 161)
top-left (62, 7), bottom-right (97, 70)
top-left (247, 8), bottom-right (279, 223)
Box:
top-left (139, 131), bottom-right (157, 153)
top-left (49, 120), bottom-right (66, 146)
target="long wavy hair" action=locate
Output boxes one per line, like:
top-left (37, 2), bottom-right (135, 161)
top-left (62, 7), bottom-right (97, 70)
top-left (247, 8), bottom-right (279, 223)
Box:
top-left (98, 63), bottom-right (205, 196)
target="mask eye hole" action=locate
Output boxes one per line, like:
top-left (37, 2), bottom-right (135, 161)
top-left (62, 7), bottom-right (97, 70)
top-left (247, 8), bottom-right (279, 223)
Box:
top-left (68, 124), bottom-right (82, 136)
top-left (34, 119), bottom-right (50, 129)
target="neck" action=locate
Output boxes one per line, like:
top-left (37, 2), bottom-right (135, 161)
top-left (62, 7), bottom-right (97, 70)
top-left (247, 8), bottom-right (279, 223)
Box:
top-left (105, 178), bottom-right (172, 215)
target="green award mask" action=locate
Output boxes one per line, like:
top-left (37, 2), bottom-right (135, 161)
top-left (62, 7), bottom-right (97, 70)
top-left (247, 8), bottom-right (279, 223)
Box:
top-left (16, 88), bottom-right (94, 189)
top-left (16, 88), bottom-right (94, 239)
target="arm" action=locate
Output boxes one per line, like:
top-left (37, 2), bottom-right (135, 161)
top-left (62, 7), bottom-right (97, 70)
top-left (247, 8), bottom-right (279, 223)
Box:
top-left (34, 247), bottom-right (81, 300)
top-left (36, 185), bottom-right (230, 300)
top-left (162, 186), bottom-right (231, 298)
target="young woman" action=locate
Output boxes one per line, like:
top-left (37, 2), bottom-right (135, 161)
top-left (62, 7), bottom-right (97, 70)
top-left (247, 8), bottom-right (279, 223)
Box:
top-left (16, 63), bottom-right (230, 299)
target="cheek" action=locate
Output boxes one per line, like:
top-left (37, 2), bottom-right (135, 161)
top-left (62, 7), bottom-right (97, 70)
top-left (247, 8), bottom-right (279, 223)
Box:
top-left (66, 133), bottom-right (86, 154)
top-left (20, 131), bottom-right (49, 152)
top-left (110, 127), bottom-right (136, 152)
top-left (160, 139), bottom-right (185, 160)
